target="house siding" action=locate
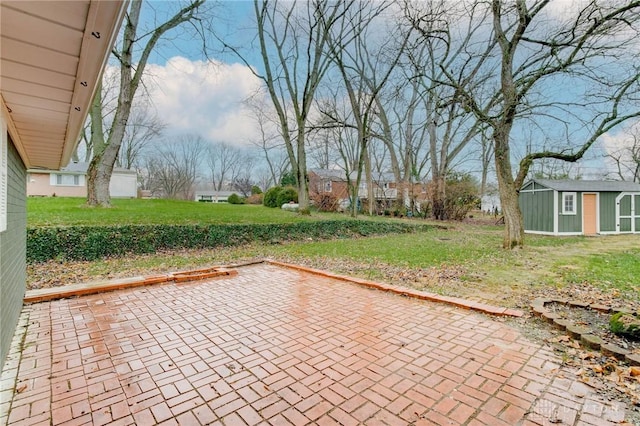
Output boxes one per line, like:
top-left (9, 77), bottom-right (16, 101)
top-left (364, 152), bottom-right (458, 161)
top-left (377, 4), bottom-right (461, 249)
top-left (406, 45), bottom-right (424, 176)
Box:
top-left (521, 179), bottom-right (640, 235)
top-left (619, 194), bottom-right (633, 232)
top-left (519, 188), bottom-right (554, 232)
top-left (1, 136), bottom-right (26, 368)
top-left (635, 195), bottom-right (640, 231)
top-left (28, 172), bottom-right (86, 197)
top-left (557, 191), bottom-right (582, 233)
top-left (27, 167), bottom-right (137, 198)
top-left (599, 192), bottom-right (618, 232)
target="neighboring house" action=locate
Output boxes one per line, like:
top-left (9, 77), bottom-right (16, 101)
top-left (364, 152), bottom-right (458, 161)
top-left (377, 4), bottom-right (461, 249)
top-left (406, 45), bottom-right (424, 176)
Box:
top-left (357, 172), bottom-right (399, 201)
top-left (308, 169), bottom-right (350, 201)
top-left (309, 169), bottom-right (400, 203)
top-left (0, 1), bottom-right (126, 368)
top-left (309, 169), bottom-right (428, 211)
top-left (194, 190), bottom-right (236, 203)
top-left (519, 179), bottom-right (640, 236)
top-left (27, 161), bottom-right (137, 198)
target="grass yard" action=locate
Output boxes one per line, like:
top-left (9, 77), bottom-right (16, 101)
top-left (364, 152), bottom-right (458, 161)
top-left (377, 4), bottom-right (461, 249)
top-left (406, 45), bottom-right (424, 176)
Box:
top-left (27, 197), bottom-right (342, 226)
top-left (27, 196), bottom-right (640, 308)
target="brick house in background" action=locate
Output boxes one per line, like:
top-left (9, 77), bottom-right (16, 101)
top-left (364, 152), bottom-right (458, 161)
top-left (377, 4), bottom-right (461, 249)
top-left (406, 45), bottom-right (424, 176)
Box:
top-left (0, 0), bottom-right (127, 368)
top-left (309, 168), bottom-right (429, 213)
top-left (308, 169), bottom-right (350, 202)
top-left (27, 161), bottom-right (137, 198)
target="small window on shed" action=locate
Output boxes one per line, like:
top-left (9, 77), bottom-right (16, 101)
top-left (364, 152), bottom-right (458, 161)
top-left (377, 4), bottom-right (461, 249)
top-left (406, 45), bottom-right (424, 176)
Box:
top-left (562, 192), bottom-right (576, 215)
top-left (324, 180), bottom-right (332, 192)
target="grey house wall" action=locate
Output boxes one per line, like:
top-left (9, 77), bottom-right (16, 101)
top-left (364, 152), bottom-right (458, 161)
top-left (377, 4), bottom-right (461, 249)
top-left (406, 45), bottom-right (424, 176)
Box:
top-left (1, 136), bottom-right (26, 367)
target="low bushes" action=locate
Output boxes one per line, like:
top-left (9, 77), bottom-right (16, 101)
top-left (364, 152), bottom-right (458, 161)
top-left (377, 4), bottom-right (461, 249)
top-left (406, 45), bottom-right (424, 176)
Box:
top-left (263, 186), bottom-right (298, 208)
top-left (227, 193), bottom-right (245, 204)
top-left (263, 187), bottom-right (282, 208)
top-left (27, 220), bottom-right (432, 263)
top-left (312, 193), bottom-right (339, 212)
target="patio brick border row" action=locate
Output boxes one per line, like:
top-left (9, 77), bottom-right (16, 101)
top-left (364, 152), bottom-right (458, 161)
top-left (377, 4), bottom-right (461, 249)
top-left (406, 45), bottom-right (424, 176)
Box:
top-left (266, 260), bottom-right (524, 318)
top-left (23, 266), bottom-right (240, 304)
top-left (23, 259), bottom-right (524, 317)
top-left (531, 297), bottom-right (640, 366)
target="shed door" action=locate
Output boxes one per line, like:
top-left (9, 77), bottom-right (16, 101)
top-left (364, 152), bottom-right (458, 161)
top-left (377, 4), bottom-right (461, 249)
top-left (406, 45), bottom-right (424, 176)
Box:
top-left (583, 194), bottom-right (597, 235)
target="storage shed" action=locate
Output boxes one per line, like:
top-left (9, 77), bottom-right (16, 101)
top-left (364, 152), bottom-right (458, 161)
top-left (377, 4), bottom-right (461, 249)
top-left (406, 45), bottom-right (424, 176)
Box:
top-left (519, 179), bottom-right (640, 236)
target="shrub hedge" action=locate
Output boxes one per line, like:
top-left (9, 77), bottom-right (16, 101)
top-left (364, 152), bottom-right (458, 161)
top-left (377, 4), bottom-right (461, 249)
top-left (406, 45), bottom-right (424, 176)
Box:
top-left (263, 187), bottom-right (282, 208)
top-left (276, 187), bottom-right (298, 207)
top-left (27, 221), bottom-right (433, 263)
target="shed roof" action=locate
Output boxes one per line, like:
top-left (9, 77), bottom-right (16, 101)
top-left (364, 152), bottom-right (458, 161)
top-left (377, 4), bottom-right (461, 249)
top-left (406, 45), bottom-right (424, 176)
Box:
top-left (530, 179), bottom-right (640, 192)
top-left (310, 169), bottom-right (399, 183)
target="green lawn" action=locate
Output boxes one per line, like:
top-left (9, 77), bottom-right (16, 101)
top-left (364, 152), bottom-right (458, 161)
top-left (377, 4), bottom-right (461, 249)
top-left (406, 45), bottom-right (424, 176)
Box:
top-left (27, 197), bottom-right (341, 226)
top-left (26, 197), bottom-right (640, 306)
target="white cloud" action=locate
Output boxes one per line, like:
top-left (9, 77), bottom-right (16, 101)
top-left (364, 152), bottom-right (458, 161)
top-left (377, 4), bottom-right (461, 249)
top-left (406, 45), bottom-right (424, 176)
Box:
top-left (600, 119), bottom-right (640, 180)
top-left (143, 56), bottom-right (264, 146)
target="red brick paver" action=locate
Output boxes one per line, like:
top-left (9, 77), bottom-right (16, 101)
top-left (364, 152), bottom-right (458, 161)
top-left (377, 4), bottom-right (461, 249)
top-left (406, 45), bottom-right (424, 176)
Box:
top-left (1, 264), bottom-right (631, 425)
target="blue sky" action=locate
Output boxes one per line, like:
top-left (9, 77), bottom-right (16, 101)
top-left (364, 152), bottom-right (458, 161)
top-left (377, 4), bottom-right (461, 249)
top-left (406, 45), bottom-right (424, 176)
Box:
top-left (121, 0), bottom-right (639, 182)
top-left (121, 1), bottom-right (267, 147)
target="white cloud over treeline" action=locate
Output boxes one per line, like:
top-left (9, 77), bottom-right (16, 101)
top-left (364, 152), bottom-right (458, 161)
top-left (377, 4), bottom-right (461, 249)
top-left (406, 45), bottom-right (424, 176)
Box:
top-left (142, 56), bottom-right (264, 146)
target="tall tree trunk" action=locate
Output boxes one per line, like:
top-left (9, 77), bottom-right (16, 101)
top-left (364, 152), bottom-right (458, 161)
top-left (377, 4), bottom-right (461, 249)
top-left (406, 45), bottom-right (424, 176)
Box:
top-left (365, 144), bottom-right (374, 215)
top-left (86, 0), bottom-right (204, 206)
top-left (427, 107), bottom-right (446, 220)
top-left (494, 127), bottom-right (524, 248)
top-left (87, 81), bottom-right (110, 205)
top-left (296, 131), bottom-right (310, 212)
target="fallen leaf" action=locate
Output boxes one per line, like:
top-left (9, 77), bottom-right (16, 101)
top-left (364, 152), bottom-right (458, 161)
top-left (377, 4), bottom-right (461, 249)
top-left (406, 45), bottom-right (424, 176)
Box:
top-left (630, 367), bottom-right (640, 377)
top-left (569, 341), bottom-right (581, 349)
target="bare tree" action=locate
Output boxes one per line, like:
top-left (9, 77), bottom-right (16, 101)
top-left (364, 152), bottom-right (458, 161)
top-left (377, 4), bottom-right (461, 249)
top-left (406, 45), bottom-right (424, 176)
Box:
top-left (479, 129), bottom-right (494, 198)
top-left (118, 101), bottom-right (165, 170)
top-left (146, 135), bottom-right (207, 200)
top-left (75, 68), bottom-right (121, 163)
top-left (245, 94), bottom-right (291, 189)
top-left (605, 124), bottom-right (640, 183)
top-left (434, 0), bottom-right (640, 248)
top-left (231, 154), bottom-right (257, 196)
top-left (220, 0), bottom-right (360, 212)
top-left (319, 3), bottom-right (410, 216)
top-left (380, 74), bottom-right (431, 185)
top-left (206, 142), bottom-right (242, 190)
top-left (87, 0), bottom-right (208, 207)
top-left (404, 0), bottom-right (496, 220)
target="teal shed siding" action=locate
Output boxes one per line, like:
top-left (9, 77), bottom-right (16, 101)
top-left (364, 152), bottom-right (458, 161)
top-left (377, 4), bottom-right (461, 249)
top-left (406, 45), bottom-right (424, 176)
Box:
top-left (520, 188), bottom-right (554, 232)
top-left (619, 194), bottom-right (632, 232)
top-left (599, 192), bottom-right (618, 232)
top-left (636, 195), bottom-right (640, 232)
top-left (520, 179), bottom-right (640, 235)
top-left (1, 137), bottom-right (26, 367)
top-left (557, 191), bottom-right (582, 233)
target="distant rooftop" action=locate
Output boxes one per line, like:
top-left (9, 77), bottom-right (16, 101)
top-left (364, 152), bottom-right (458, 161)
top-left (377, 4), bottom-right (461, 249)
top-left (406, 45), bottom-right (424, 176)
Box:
top-left (28, 161), bottom-right (135, 174)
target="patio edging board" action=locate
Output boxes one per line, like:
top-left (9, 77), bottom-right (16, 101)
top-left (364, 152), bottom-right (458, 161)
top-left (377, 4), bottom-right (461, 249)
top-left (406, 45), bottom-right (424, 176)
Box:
top-left (266, 260), bottom-right (523, 318)
top-left (24, 267), bottom-right (239, 303)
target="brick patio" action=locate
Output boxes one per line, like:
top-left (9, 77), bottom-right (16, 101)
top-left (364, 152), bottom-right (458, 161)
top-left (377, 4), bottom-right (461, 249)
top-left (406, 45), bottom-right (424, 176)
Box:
top-left (0, 264), bottom-right (629, 425)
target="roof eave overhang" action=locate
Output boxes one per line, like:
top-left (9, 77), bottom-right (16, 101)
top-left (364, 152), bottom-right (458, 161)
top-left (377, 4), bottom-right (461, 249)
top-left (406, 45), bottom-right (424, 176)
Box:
top-left (59, 0), bottom-right (128, 170)
top-left (1, 0), bottom-right (128, 170)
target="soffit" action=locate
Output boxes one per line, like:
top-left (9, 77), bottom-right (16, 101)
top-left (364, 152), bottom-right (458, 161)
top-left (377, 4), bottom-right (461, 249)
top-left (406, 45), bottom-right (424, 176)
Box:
top-left (0, 0), bottom-right (127, 169)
